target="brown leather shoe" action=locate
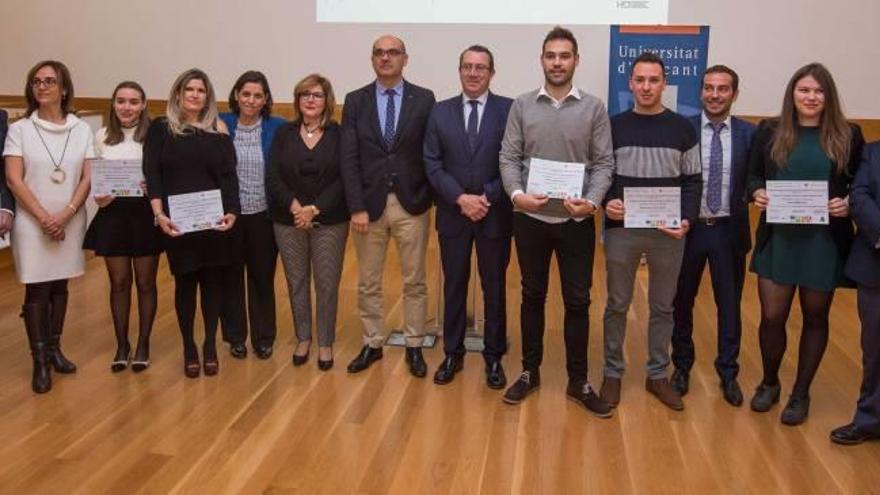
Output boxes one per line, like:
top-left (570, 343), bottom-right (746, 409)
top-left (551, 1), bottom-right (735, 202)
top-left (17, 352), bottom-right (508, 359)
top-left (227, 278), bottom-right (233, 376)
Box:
top-left (600, 376), bottom-right (621, 408)
top-left (646, 377), bottom-right (684, 411)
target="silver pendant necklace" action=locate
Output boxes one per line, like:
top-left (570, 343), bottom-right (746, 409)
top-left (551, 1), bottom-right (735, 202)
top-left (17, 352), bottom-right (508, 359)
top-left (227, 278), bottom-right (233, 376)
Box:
top-left (32, 121), bottom-right (72, 184)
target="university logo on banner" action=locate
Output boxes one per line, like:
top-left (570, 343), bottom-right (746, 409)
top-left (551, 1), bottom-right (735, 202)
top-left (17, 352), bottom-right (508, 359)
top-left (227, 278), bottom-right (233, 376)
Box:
top-left (608, 25), bottom-right (710, 116)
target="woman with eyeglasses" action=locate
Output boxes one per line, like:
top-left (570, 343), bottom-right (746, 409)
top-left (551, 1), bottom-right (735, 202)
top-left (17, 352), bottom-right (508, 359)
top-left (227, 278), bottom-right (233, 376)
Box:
top-left (84, 81), bottom-right (162, 373)
top-left (143, 68), bottom-right (240, 378)
top-left (747, 63), bottom-right (865, 425)
top-left (217, 71), bottom-right (286, 360)
top-left (267, 74), bottom-right (349, 369)
top-left (3, 60), bottom-right (94, 393)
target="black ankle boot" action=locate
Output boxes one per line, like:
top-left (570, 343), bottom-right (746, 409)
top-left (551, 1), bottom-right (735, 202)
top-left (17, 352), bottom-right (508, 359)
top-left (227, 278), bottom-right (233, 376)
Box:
top-left (47, 292), bottom-right (76, 373)
top-left (23, 304), bottom-right (52, 393)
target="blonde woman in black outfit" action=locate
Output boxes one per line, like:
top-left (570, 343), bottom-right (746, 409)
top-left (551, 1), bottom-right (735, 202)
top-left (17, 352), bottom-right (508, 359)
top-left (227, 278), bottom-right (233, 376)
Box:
top-left (143, 68), bottom-right (240, 378)
top-left (267, 74), bottom-right (349, 370)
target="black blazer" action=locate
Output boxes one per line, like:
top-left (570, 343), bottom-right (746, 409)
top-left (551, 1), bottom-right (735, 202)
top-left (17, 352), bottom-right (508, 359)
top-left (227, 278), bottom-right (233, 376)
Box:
top-left (424, 92), bottom-right (513, 239)
top-left (747, 120), bottom-right (865, 284)
top-left (266, 121), bottom-right (349, 226)
top-left (340, 80), bottom-right (436, 219)
top-left (0, 109), bottom-right (14, 212)
top-left (688, 114), bottom-right (756, 253)
top-left (845, 141), bottom-right (880, 288)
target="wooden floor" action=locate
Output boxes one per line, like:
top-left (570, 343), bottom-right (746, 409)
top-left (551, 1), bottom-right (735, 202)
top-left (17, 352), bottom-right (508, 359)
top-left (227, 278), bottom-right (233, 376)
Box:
top-left (0, 226), bottom-right (878, 494)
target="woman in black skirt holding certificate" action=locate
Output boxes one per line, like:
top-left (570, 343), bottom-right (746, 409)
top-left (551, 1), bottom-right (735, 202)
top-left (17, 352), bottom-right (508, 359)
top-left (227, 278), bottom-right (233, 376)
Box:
top-left (85, 81), bottom-right (162, 373)
top-left (143, 68), bottom-right (240, 378)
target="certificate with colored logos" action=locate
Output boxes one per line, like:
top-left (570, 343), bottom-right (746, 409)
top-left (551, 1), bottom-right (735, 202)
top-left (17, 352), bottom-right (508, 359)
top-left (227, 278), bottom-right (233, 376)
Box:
top-left (168, 189), bottom-right (224, 234)
top-left (624, 187), bottom-right (681, 228)
top-left (766, 180), bottom-right (828, 225)
top-left (91, 159), bottom-right (145, 197)
top-left (526, 158), bottom-right (585, 199)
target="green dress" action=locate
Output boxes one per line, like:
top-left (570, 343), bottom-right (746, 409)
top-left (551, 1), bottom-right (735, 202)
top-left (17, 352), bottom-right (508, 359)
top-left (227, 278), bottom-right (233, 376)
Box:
top-left (752, 127), bottom-right (842, 291)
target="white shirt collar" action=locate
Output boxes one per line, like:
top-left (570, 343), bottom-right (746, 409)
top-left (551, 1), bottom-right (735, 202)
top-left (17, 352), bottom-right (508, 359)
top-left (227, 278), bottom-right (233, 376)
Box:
top-left (701, 111), bottom-right (732, 130)
top-left (537, 84), bottom-right (581, 104)
top-left (462, 91), bottom-right (489, 106)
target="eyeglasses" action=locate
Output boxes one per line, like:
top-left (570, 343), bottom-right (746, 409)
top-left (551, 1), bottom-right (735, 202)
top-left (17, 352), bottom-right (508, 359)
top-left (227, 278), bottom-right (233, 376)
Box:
top-left (459, 63), bottom-right (491, 74)
top-left (299, 91), bottom-right (326, 101)
top-left (31, 77), bottom-right (58, 89)
top-left (372, 48), bottom-right (405, 58)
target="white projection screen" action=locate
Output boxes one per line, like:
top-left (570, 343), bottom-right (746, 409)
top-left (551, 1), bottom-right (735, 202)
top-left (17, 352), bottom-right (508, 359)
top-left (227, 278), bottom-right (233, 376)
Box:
top-left (317, 0), bottom-right (670, 25)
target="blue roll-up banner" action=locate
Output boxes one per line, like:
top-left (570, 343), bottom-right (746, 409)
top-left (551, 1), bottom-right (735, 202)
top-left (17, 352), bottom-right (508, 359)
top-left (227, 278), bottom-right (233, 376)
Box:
top-left (608, 25), bottom-right (710, 117)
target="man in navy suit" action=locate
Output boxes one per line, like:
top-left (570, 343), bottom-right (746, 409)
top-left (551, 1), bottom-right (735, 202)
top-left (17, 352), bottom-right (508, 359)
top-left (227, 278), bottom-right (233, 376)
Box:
top-left (0, 109), bottom-right (14, 239)
top-left (831, 141), bottom-right (880, 445)
top-left (341, 35), bottom-right (436, 377)
top-left (670, 66), bottom-right (756, 406)
top-left (424, 45), bottom-right (513, 388)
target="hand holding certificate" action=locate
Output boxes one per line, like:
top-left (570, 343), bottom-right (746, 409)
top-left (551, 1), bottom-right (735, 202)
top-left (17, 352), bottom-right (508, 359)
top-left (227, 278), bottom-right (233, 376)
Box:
top-left (168, 189), bottom-right (225, 234)
top-left (91, 159), bottom-right (145, 197)
top-left (766, 180), bottom-right (828, 224)
top-left (624, 187), bottom-right (681, 228)
top-left (526, 158), bottom-right (586, 200)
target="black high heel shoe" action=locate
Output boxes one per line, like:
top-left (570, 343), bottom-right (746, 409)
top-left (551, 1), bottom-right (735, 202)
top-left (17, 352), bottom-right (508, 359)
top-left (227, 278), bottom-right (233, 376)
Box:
top-left (131, 343), bottom-right (150, 373)
top-left (292, 341), bottom-right (311, 367)
top-left (203, 342), bottom-right (219, 376)
top-left (110, 343), bottom-right (131, 373)
top-left (317, 347), bottom-right (333, 371)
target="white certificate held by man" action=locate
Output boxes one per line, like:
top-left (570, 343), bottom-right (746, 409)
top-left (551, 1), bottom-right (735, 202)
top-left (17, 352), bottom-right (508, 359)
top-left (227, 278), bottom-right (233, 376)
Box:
top-left (91, 159), bottom-right (145, 197)
top-left (766, 180), bottom-right (828, 225)
top-left (168, 189), bottom-right (224, 234)
top-left (526, 158), bottom-right (585, 199)
top-left (624, 187), bottom-right (681, 228)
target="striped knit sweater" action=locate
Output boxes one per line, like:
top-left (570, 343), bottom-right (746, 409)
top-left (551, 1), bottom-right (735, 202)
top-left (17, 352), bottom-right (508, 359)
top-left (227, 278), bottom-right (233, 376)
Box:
top-left (604, 109), bottom-right (702, 229)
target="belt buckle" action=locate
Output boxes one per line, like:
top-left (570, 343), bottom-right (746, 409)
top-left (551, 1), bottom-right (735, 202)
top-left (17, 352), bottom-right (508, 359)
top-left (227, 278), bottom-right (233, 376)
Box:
top-left (703, 217), bottom-right (716, 226)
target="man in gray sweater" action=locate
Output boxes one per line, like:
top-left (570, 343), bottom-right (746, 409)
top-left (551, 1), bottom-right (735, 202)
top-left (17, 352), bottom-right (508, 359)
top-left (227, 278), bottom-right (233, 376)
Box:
top-left (498, 26), bottom-right (615, 417)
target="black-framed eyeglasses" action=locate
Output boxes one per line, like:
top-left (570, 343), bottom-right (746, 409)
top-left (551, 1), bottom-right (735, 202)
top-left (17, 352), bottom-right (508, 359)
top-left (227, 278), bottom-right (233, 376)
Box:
top-left (459, 64), bottom-right (491, 74)
top-left (299, 91), bottom-right (326, 101)
top-left (31, 77), bottom-right (58, 89)
top-left (372, 48), bottom-right (405, 58)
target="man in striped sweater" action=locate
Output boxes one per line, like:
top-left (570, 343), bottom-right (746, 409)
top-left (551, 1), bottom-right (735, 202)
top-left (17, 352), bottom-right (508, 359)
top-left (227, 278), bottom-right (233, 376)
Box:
top-left (599, 52), bottom-right (702, 411)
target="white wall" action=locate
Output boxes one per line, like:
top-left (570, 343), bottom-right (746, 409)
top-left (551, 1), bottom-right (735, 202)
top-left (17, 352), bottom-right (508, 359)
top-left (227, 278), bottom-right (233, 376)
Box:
top-left (1, 0), bottom-right (877, 117)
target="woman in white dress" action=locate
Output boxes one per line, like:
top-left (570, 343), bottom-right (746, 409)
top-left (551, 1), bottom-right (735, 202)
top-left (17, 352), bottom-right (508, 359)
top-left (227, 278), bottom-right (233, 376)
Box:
top-left (2, 60), bottom-right (94, 393)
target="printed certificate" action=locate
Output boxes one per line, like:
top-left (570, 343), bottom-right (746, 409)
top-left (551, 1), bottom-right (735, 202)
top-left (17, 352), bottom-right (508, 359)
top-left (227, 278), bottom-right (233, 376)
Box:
top-left (624, 187), bottom-right (681, 228)
top-left (766, 180), bottom-right (828, 225)
top-left (526, 158), bottom-right (586, 199)
top-left (168, 189), bottom-right (224, 234)
top-left (91, 159), bottom-right (145, 197)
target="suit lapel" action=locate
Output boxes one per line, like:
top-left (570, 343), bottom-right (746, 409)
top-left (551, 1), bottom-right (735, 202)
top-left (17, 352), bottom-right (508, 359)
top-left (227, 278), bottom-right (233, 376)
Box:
top-left (391, 81), bottom-right (415, 151)
top-left (470, 93), bottom-right (493, 155)
top-left (365, 85), bottom-right (385, 150)
top-left (453, 95), bottom-right (472, 155)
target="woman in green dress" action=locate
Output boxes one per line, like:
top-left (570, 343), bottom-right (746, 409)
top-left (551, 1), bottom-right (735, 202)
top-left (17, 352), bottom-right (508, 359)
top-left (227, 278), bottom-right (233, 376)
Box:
top-left (747, 63), bottom-right (864, 425)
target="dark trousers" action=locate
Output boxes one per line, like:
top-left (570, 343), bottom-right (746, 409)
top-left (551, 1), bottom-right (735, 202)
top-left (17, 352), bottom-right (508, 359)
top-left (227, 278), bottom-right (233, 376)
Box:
top-left (439, 225), bottom-right (511, 362)
top-left (513, 213), bottom-right (595, 383)
top-left (221, 212), bottom-right (278, 348)
top-left (855, 284), bottom-right (880, 432)
top-left (671, 220), bottom-right (745, 382)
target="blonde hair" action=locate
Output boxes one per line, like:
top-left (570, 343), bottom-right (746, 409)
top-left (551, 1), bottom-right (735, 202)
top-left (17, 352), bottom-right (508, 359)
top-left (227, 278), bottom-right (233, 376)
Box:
top-left (165, 68), bottom-right (220, 136)
top-left (291, 73), bottom-right (336, 128)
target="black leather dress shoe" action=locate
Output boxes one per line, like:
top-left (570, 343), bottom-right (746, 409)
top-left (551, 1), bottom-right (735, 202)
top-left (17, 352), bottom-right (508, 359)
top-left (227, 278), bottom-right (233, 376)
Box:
top-left (750, 382), bottom-right (781, 412)
top-left (230, 343), bottom-right (247, 359)
top-left (485, 361), bottom-right (506, 389)
top-left (254, 346), bottom-right (273, 360)
top-left (830, 423), bottom-right (880, 445)
top-left (671, 368), bottom-right (689, 396)
top-left (721, 379), bottom-right (744, 407)
top-left (405, 347), bottom-right (427, 378)
top-left (347, 346), bottom-right (383, 373)
top-left (433, 355), bottom-right (464, 385)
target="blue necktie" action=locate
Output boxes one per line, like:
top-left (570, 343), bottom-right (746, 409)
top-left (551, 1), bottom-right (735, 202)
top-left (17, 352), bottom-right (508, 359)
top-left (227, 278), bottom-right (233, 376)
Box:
top-left (707, 122), bottom-right (725, 214)
top-left (467, 100), bottom-right (479, 149)
top-left (383, 88), bottom-right (396, 146)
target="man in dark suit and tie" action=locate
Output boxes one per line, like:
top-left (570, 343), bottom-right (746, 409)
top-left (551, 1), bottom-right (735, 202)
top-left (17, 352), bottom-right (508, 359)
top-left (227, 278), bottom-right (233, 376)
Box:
top-left (0, 109), bottom-right (14, 239)
top-left (831, 141), bottom-right (880, 445)
top-left (670, 66), bottom-right (757, 406)
top-left (423, 45), bottom-right (513, 388)
top-left (341, 35), bottom-right (436, 377)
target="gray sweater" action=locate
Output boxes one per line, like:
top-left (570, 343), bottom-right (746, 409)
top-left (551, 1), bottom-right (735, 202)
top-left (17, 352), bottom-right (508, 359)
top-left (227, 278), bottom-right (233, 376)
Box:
top-left (499, 88), bottom-right (614, 218)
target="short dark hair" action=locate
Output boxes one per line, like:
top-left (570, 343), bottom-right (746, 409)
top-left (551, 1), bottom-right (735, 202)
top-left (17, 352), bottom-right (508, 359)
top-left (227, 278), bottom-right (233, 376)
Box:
top-left (459, 44), bottom-right (495, 72)
top-left (630, 51), bottom-right (666, 78)
top-left (543, 26), bottom-right (578, 55)
top-left (702, 64), bottom-right (739, 92)
top-left (25, 60), bottom-right (74, 117)
top-left (228, 70), bottom-right (274, 118)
